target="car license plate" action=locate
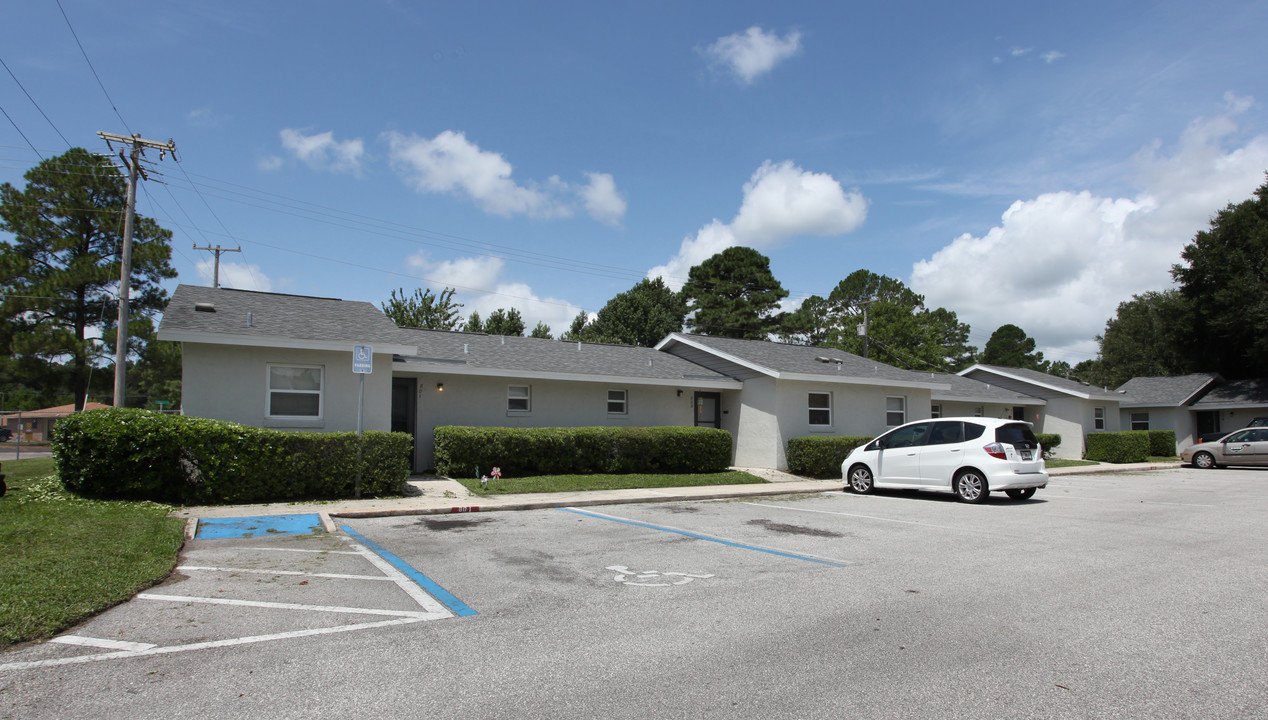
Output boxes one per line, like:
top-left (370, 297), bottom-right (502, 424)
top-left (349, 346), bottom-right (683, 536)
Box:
top-left (1021, 450), bottom-right (1034, 461)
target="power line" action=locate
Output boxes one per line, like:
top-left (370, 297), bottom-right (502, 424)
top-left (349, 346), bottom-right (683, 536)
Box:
top-left (0, 55), bottom-right (71, 148)
top-left (56, 0), bottom-right (130, 133)
top-left (0, 103), bottom-right (43, 161)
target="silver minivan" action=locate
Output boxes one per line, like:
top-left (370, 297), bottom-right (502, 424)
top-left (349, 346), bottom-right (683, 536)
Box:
top-left (841, 417), bottom-right (1049, 503)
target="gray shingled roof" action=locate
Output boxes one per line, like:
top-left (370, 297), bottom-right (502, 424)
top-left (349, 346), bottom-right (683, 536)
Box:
top-left (659, 333), bottom-right (945, 387)
top-left (395, 329), bottom-right (736, 384)
top-left (963, 364), bottom-right (1125, 401)
top-left (931, 373), bottom-right (1043, 403)
top-left (1116, 373), bottom-right (1220, 406)
top-left (158, 284), bottom-right (410, 349)
top-left (1191, 378), bottom-right (1268, 408)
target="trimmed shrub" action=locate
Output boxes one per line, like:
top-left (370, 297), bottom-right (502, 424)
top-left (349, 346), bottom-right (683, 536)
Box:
top-left (786, 436), bottom-right (873, 479)
top-left (52, 407), bottom-right (411, 504)
top-left (1084, 431), bottom-right (1150, 463)
top-left (432, 425), bottom-right (732, 477)
top-left (1147, 429), bottom-right (1177, 456)
top-left (1035, 433), bottom-right (1062, 458)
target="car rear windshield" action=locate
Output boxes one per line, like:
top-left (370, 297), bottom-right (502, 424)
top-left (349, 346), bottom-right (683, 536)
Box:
top-left (995, 423), bottom-right (1038, 448)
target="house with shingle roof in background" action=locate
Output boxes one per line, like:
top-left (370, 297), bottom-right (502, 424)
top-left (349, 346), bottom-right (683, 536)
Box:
top-left (1115, 374), bottom-right (1222, 451)
top-left (1184, 378), bottom-right (1268, 441)
top-left (655, 333), bottom-right (947, 470)
top-left (957, 364), bottom-right (1126, 459)
top-left (928, 373), bottom-right (1045, 424)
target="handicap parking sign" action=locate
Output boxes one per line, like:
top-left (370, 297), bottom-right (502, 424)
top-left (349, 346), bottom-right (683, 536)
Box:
top-left (353, 345), bottom-right (373, 374)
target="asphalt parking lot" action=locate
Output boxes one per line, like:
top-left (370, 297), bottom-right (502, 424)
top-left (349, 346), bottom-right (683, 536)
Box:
top-left (2, 468), bottom-right (1266, 719)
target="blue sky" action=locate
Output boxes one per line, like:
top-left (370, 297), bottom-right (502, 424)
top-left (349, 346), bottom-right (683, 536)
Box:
top-left (3, 1), bottom-right (1268, 368)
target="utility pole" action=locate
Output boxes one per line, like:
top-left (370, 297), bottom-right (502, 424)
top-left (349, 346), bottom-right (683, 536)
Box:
top-left (97, 132), bottom-right (177, 409)
top-left (857, 304), bottom-right (870, 359)
top-left (192, 244), bottom-right (241, 288)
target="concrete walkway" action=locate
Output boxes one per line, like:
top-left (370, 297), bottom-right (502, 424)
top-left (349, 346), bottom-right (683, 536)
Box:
top-left (172, 461), bottom-right (1182, 526)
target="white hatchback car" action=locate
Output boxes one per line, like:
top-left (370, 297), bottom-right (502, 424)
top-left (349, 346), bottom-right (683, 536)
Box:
top-left (841, 417), bottom-right (1048, 503)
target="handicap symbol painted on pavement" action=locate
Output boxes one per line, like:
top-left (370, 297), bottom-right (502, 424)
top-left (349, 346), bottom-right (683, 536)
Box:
top-left (606, 565), bottom-right (714, 587)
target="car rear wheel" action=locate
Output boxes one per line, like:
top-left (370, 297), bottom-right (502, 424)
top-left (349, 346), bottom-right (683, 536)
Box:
top-left (847, 465), bottom-right (875, 494)
top-left (1004, 487), bottom-right (1036, 501)
top-left (1192, 451), bottom-right (1217, 469)
top-left (954, 470), bottom-right (988, 504)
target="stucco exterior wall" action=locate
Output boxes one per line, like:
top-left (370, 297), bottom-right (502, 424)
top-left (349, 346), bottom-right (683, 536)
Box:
top-left (934, 401), bottom-right (1042, 422)
top-left (403, 371), bottom-right (707, 470)
top-left (1120, 407), bottom-right (1189, 452)
top-left (181, 343), bottom-right (393, 432)
top-left (736, 380), bottom-right (932, 471)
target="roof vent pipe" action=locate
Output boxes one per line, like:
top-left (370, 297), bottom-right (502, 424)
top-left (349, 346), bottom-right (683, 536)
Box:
top-left (577, 341), bottom-right (581, 351)
top-left (463, 344), bottom-right (468, 354)
top-left (247, 312), bottom-right (253, 327)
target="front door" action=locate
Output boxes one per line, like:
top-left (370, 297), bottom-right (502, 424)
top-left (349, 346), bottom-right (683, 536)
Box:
top-left (694, 392), bottom-right (721, 428)
top-left (391, 377), bottom-right (418, 470)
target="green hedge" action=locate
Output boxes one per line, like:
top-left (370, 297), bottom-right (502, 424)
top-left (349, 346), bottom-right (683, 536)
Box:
top-left (786, 436), bottom-right (873, 478)
top-left (1084, 431), bottom-right (1150, 463)
top-left (1036, 433), bottom-right (1062, 458)
top-left (52, 408), bottom-right (411, 504)
top-left (433, 425), bottom-right (732, 477)
top-left (1147, 429), bottom-right (1177, 456)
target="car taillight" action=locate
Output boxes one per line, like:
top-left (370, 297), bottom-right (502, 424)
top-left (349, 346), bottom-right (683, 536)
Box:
top-left (983, 442), bottom-right (1008, 460)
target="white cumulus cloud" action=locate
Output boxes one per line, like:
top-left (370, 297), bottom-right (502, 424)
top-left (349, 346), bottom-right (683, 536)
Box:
top-left (910, 94), bottom-right (1268, 362)
top-left (403, 252), bottom-right (582, 335)
top-left (385, 130), bottom-right (626, 223)
top-left (279, 128), bottom-right (364, 174)
top-left (648, 160), bottom-right (868, 289)
top-left (196, 259), bottom-right (271, 292)
top-left (703, 26), bottom-right (802, 84)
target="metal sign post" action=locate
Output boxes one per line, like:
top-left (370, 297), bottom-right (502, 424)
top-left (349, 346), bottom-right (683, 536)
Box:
top-left (352, 345), bottom-right (372, 498)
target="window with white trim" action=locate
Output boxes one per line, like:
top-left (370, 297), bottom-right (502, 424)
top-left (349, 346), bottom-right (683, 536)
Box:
top-left (886, 396), bottom-right (906, 426)
top-left (508, 385), bottom-right (531, 412)
top-left (267, 364), bottom-right (323, 418)
top-left (808, 392), bottom-right (832, 426)
top-left (607, 389), bottom-right (628, 415)
top-left (974, 406), bottom-right (984, 417)
top-left (930, 404), bottom-right (942, 419)
top-left (1130, 412), bottom-right (1149, 431)
top-left (1094, 406), bottom-right (1105, 430)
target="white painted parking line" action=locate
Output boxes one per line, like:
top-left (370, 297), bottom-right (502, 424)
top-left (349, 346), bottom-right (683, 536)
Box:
top-left (177, 565), bottom-right (394, 581)
top-left (0, 618), bottom-right (427, 672)
top-left (136, 593), bottom-right (447, 619)
top-left (49, 636), bottom-right (157, 652)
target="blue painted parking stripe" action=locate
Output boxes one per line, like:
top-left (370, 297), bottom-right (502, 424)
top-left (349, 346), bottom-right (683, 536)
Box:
top-left (559, 508), bottom-right (849, 567)
top-left (340, 526), bottom-right (478, 617)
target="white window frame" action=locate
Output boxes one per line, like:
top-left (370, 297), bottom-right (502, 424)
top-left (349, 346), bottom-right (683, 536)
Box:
top-left (974, 406), bottom-right (985, 417)
top-left (808, 392), bottom-right (832, 427)
top-left (266, 363), bottom-right (324, 420)
top-left (607, 389), bottom-right (628, 415)
top-left (508, 385), bottom-right (531, 413)
top-left (1130, 412), bottom-right (1149, 431)
top-left (1094, 406), bottom-right (1106, 430)
top-left (930, 404), bottom-right (942, 419)
top-left (886, 396), bottom-right (906, 427)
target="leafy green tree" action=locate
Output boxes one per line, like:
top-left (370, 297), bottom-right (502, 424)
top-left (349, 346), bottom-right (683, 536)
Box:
top-left (1172, 176), bottom-right (1268, 378)
top-left (0, 148), bottom-right (175, 409)
top-left (569, 277), bottom-right (686, 346)
top-left (779, 270), bottom-right (975, 371)
top-left (483, 308), bottom-right (526, 336)
top-left (529, 321), bottom-right (552, 339)
top-left (981, 324), bottom-right (1046, 370)
top-left (1090, 290), bottom-right (1194, 386)
top-left (680, 246), bottom-right (788, 339)
top-left (382, 287), bottom-right (463, 330)
top-left (465, 310), bottom-right (483, 333)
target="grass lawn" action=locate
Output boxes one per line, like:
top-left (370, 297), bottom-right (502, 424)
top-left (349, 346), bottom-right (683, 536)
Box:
top-left (454, 470), bottom-right (766, 495)
top-left (0, 457), bottom-right (186, 647)
top-left (1044, 459), bottom-right (1100, 468)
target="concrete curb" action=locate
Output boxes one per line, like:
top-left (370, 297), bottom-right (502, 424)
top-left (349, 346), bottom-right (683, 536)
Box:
top-left (329, 483), bottom-right (843, 519)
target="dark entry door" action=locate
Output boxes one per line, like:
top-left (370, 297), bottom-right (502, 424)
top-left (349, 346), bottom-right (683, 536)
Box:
top-left (391, 377), bottom-right (417, 469)
top-left (694, 392), bottom-right (721, 428)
